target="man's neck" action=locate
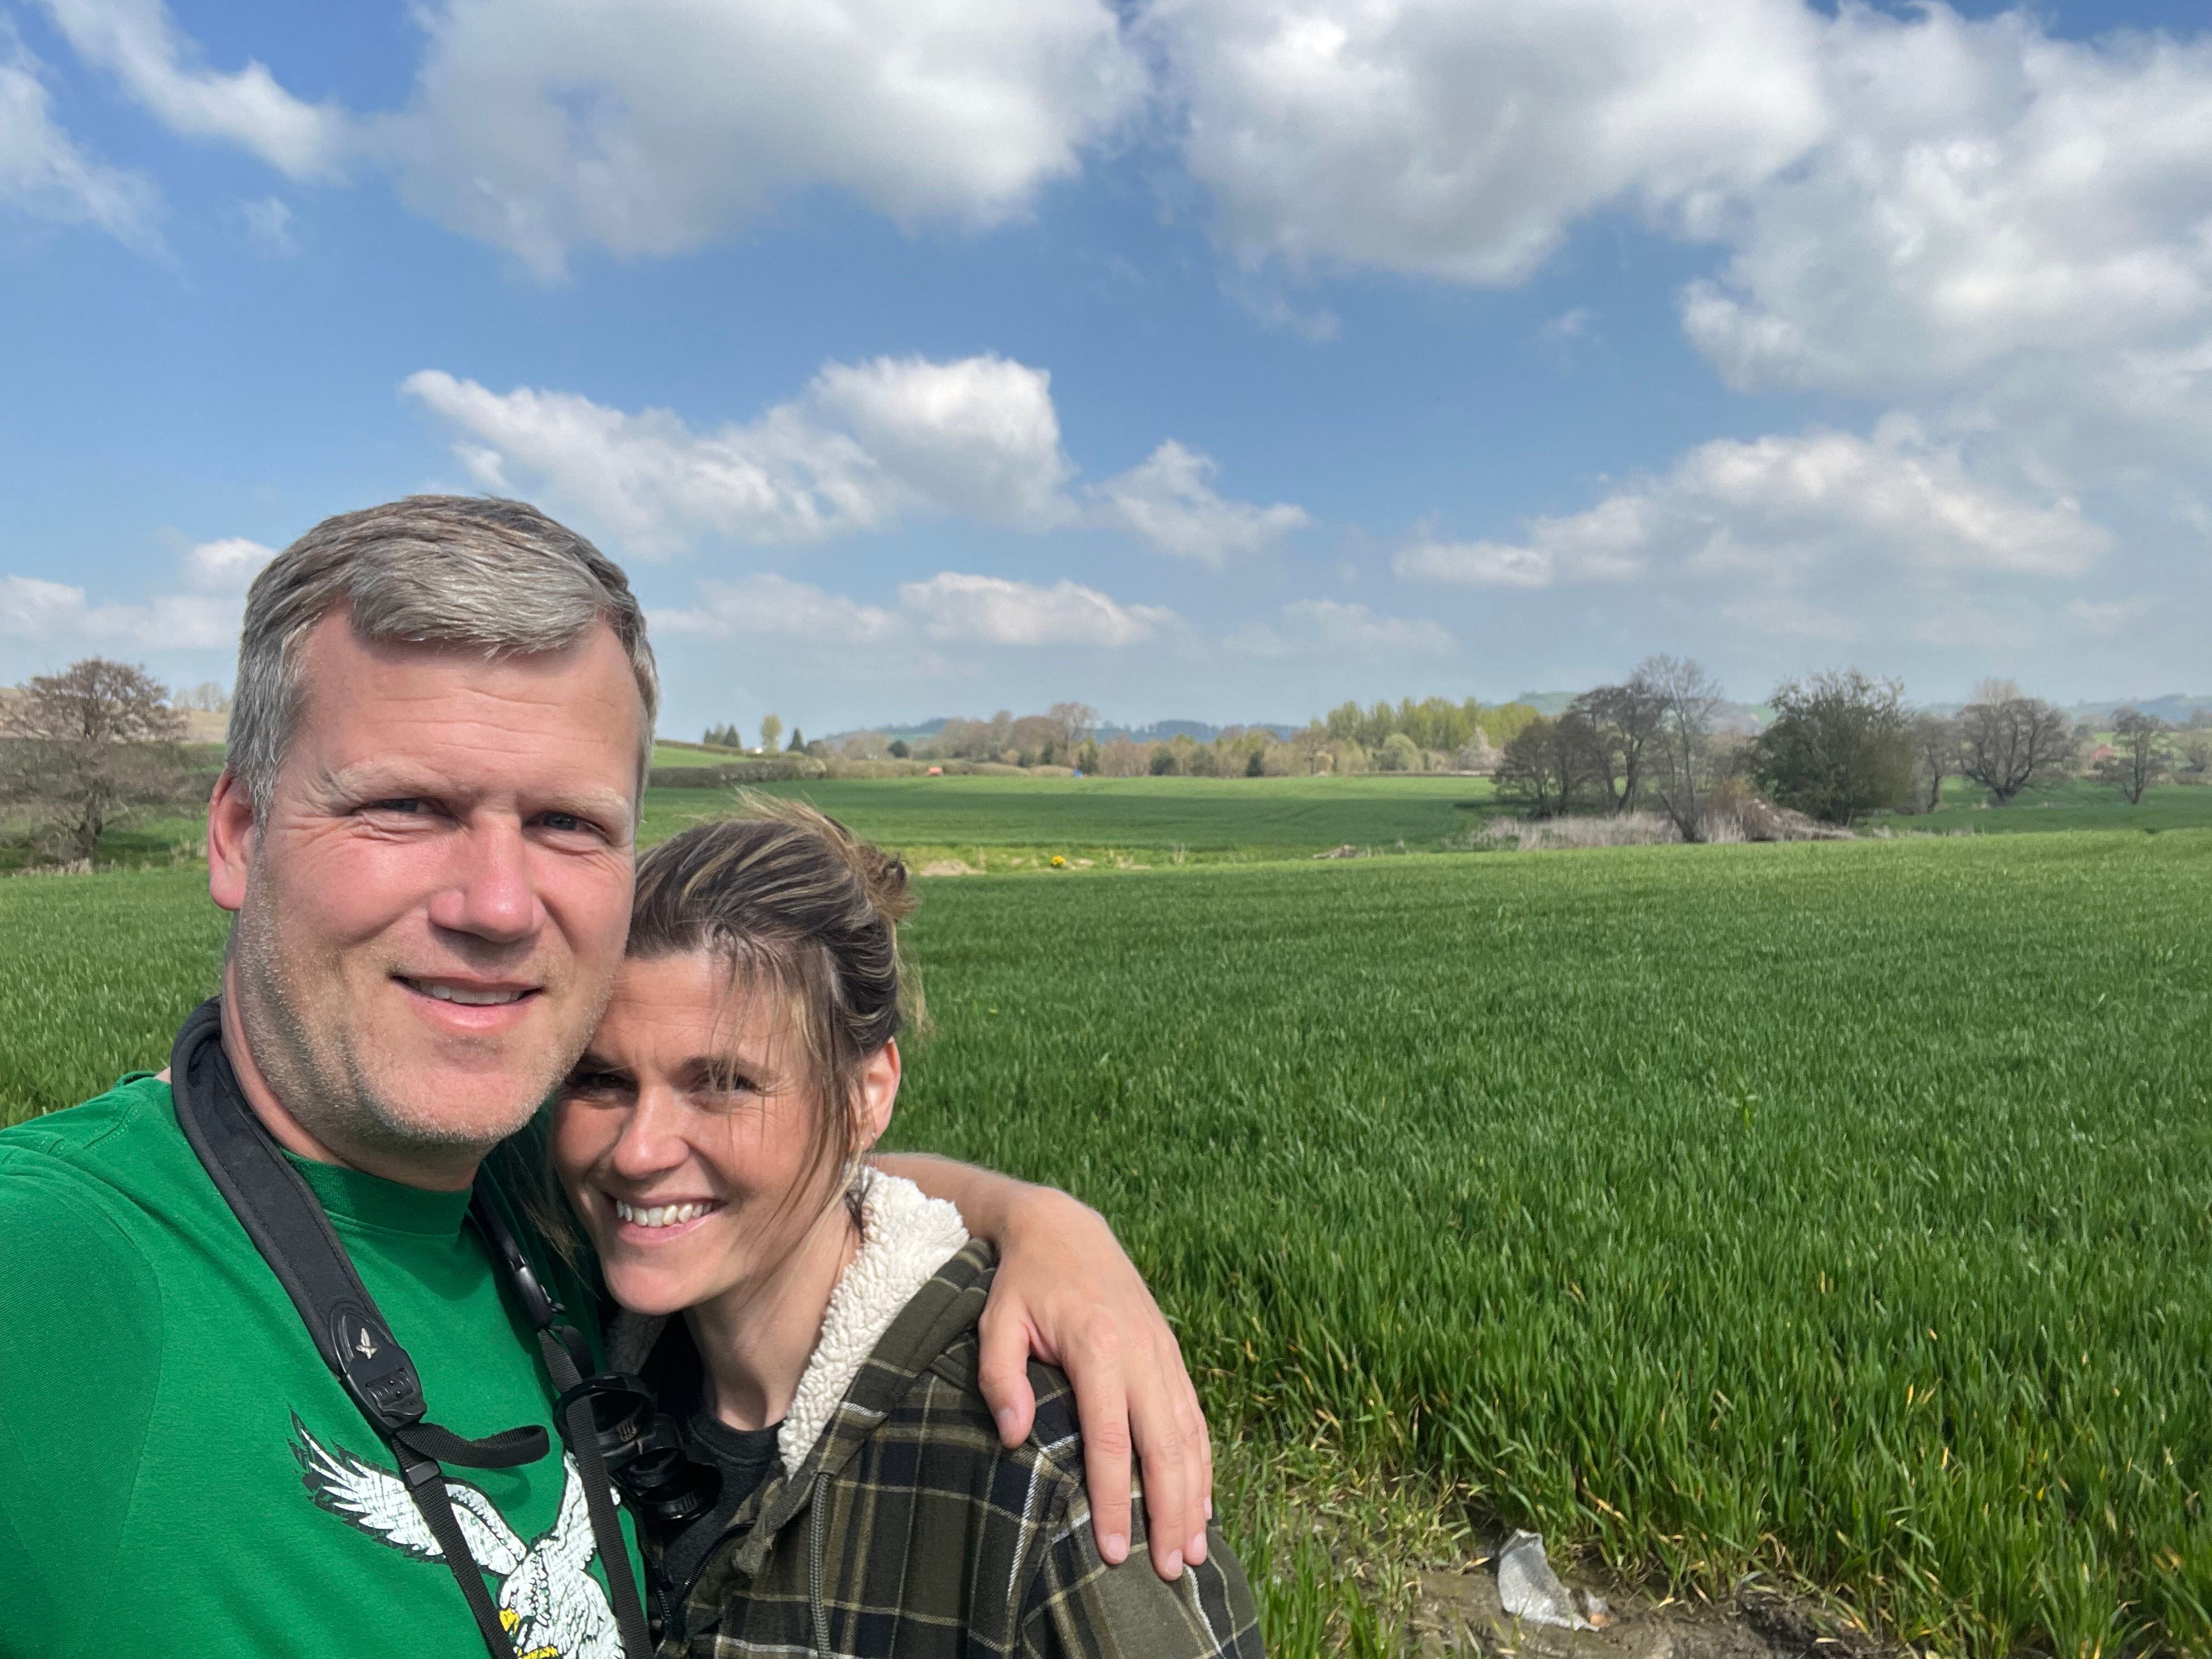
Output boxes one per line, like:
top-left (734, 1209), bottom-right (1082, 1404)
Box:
top-left (685, 1207), bottom-right (860, 1434)
top-left (217, 975), bottom-right (484, 1193)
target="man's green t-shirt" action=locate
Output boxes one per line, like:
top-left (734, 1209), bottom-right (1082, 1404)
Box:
top-left (0, 1073), bottom-right (638, 1659)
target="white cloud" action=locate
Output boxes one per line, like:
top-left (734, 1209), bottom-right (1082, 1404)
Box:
top-left (379, 0), bottom-right (1144, 278)
top-left (1397, 494), bottom-right (1648, 589)
top-left (1232, 598), bottom-right (1453, 657)
top-left (1394, 540), bottom-right (1564, 590)
top-left (0, 573), bottom-right (239, 648)
top-left (33, 0), bottom-right (1141, 278)
top-left (1147, 0), bottom-right (2212, 475)
top-left (239, 194), bottom-right (295, 255)
top-left (1144, 0), bottom-right (1827, 286)
top-left (806, 356), bottom-right (1075, 532)
top-left (898, 572), bottom-right (1173, 647)
top-left (36, 0), bottom-right (348, 178)
top-left (1540, 307), bottom-right (1598, 344)
top-left (651, 574), bottom-right (898, 645)
top-left (0, 26), bottom-right (159, 247)
top-left (404, 368), bottom-right (915, 554)
top-left (1, 535), bottom-right (279, 651)
top-left (185, 537), bottom-right (277, 589)
top-left (2067, 595), bottom-right (2155, 639)
top-left (654, 569), bottom-right (1172, 651)
top-left (1679, 7), bottom-right (2212, 420)
top-left (408, 358), bottom-right (1305, 561)
top-left (1397, 419), bottom-right (2113, 640)
top-left (1091, 440), bottom-right (1309, 565)
top-left (405, 357), bottom-right (1073, 552)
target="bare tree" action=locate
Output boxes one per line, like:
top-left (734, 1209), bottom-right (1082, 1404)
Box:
top-left (1956, 679), bottom-right (2075, 805)
top-left (1910, 713), bottom-right (1961, 812)
top-left (1046, 702), bottom-right (1098, 752)
top-left (1493, 714), bottom-right (1602, 817)
top-left (1, 658), bottom-right (191, 864)
top-left (2096, 707), bottom-right (2169, 804)
top-left (1568, 680), bottom-right (1667, 815)
top-left (178, 680), bottom-right (232, 713)
top-left (2177, 713), bottom-right (2212, 780)
top-left (1638, 655), bottom-right (1725, 841)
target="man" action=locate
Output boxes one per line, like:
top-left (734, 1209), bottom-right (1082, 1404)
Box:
top-left (0, 498), bottom-right (1211, 1658)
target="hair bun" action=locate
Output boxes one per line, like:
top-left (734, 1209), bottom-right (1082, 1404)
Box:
top-left (852, 843), bottom-right (915, 923)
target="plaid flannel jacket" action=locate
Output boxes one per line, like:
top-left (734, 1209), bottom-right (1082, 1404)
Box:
top-left (647, 1239), bottom-right (1262, 1658)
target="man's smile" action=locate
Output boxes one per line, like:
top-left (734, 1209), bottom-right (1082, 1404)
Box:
top-left (394, 975), bottom-right (545, 1032)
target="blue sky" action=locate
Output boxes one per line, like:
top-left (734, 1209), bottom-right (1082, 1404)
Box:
top-left (2, 0), bottom-right (2208, 738)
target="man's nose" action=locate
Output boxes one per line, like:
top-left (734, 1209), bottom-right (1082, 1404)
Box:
top-left (426, 819), bottom-right (545, 944)
top-left (610, 1086), bottom-right (689, 1180)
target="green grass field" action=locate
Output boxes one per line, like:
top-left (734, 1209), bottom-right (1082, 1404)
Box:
top-left (18, 769), bottom-right (2212, 878)
top-left (641, 774), bottom-right (1497, 865)
top-left (4, 822), bottom-right (2207, 1655)
top-left (1892, 776), bottom-right (2212, 836)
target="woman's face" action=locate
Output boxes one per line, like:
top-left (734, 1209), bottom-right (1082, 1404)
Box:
top-left (550, 950), bottom-right (897, 1317)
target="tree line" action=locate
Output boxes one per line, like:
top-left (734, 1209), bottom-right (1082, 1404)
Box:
top-left (708, 698), bottom-right (1551, 778)
top-left (703, 670), bottom-right (2211, 808)
top-left (1491, 661), bottom-right (2210, 837)
top-left (6, 652), bottom-right (2208, 870)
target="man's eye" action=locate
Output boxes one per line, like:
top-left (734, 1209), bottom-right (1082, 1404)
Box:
top-left (366, 798), bottom-right (428, 815)
top-left (539, 810), bottom-right (601, 837)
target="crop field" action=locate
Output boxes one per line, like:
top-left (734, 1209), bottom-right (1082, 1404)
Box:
top-left (640, 774), bottom-right (1497, 865)
top-left (1896, 777), bottom-right (2212, 837)
top-left (20, 771), bottom-right (2212, 878)
top-left (4, 822), bottom-right (2209, 1655)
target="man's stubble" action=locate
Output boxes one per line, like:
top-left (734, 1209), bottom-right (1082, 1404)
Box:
top-left (225, 852), bottom-right (617, 1165)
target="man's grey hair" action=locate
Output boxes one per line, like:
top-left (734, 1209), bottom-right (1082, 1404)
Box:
top-left (228, 496), bottom-right (659, 815)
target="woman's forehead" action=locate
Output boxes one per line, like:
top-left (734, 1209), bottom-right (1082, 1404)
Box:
top-left (600, 951), bottom-right (806, 1058)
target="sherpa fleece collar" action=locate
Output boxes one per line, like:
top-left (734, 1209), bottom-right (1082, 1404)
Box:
top-left (774, 1167), bottom-right (969, 1473)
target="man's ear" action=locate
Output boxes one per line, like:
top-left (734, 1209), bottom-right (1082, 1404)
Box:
top-left (854, 1039), bottom-right (901, 1152)
top-left (206, 770), bottom-right (256, 915)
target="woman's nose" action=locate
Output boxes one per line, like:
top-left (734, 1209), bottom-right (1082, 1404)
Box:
top-left (609, 1084), bottom-right (689, 1179)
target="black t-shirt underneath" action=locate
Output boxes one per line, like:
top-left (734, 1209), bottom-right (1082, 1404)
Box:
top-left (659, 1407), bottom-right (784, 1600)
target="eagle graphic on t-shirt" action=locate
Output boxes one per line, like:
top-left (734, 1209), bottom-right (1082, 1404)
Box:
top-left (291, 1416), bottom-right (620, 1659)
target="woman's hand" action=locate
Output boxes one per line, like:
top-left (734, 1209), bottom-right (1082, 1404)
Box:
top-left (873, 1154), bottom-right (1214, 1581)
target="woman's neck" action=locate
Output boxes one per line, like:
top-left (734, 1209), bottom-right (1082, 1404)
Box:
top-left (684, 1201), bottom-right (860, 1433)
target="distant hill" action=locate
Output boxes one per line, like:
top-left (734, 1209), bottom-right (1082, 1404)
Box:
top-left (825, 715), bottom-right (1301, 747)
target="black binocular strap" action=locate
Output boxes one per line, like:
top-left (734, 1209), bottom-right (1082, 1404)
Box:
top-left (471, 1192), bottom-right (654, 1657)
top-left (169, 999), bottom-right (647, 1659)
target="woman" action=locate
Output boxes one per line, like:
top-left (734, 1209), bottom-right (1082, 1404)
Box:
top-left (550, 800), bottom-right (1261, 1657)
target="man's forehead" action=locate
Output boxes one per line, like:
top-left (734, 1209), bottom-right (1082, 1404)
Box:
top-left (290, 614), bottom-right (646, 814)
top-left (294, 613), bottom-right (649, 761)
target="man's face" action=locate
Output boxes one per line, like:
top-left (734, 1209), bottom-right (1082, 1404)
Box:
top-left (211, 611), bottom-right (644, 1171)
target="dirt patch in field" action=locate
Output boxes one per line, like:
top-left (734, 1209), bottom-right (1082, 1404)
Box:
top-left (917, 859), bottom-right (979, 877)
top-left (1407, 1558), bottom-right (1888, 1659)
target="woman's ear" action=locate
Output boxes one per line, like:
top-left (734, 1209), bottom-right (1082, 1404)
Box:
top-left (854, 1039), bottom-right (901, 1152)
